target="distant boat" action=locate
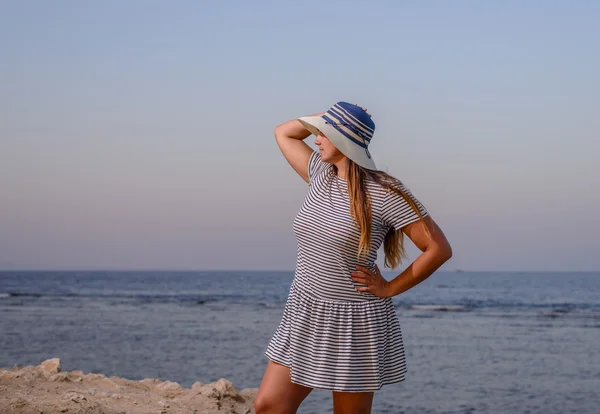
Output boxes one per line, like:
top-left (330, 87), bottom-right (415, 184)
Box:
top-left (455, 269), bottom-right (464, 273)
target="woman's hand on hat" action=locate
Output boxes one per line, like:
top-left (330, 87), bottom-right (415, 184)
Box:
top-left (353, 103), bottom-right (372, 118)
top-left (351, 264), bottom-right (391, 297)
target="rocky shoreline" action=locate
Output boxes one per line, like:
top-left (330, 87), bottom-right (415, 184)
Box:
top-left (0, 358), bottom-right (258, 414)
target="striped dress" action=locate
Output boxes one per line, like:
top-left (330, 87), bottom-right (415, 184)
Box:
top-left (264, 150), bottom-right (429, 392)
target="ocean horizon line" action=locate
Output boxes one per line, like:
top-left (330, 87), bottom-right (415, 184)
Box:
top-left (0, 268), bottom-right (598, 274)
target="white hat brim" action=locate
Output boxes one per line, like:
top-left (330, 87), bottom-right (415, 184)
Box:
top-left (297, 116), bottom-right (377, 170)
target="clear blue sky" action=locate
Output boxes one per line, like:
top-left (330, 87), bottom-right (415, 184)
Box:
top-left (1, 1), bottom-right (598, 271)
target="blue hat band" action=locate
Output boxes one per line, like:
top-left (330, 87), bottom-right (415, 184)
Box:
top-left (323, 115), bottom-right (369, 149)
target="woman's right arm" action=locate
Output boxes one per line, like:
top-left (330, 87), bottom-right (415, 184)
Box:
top-left (274, 113), bottom-right (323, 183)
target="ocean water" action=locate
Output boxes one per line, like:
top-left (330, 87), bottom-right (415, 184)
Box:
top-left (1, 270), bottom-right (599, 413)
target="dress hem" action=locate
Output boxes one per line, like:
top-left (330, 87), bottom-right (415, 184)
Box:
top-left (263, 352), bottom-right (406, 393)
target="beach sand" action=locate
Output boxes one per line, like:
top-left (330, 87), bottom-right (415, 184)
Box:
top-left (0, 358), bottom-right (257, 414)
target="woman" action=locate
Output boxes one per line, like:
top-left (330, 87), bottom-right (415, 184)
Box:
top-left (255, 102), bottom-right (452, 414)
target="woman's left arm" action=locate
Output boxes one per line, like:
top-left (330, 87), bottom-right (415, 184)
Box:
top-left (384, 215), bottom-right (452, 297)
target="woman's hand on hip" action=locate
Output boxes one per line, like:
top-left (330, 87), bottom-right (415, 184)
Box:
top-left (351, 264), bottom-right (392, 298)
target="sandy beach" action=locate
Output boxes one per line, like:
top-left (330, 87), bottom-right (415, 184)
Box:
top-left (0, 358), bottom-right (257, 414)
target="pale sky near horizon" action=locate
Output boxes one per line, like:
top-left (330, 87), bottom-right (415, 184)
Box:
top-left (1, 1), bottom-right (599, 272)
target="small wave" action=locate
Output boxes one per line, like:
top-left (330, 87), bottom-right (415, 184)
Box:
top-left (1, 292), bottom-right (250, 304)
top-left (409, 305), bottom-right (466, 311)
top-left (539, 311), bottom-right (600, 319)
top-left (7, 292), bottom-right (42, 298)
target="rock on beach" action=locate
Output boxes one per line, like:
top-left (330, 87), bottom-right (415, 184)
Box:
top-left (0, 358), bottom-right (258, 414)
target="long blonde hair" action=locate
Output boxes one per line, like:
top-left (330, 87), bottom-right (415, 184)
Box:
top-left (330, 160), bottom-right (432, 269)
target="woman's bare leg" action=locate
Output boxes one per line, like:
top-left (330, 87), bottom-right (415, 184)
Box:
top-left (332, 390), bottom-right (374, 414)
top-left (254, 360), bottom-right (313, 414)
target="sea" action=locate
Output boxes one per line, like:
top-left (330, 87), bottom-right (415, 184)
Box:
top-left (1, 270), bottom-right (599, 414)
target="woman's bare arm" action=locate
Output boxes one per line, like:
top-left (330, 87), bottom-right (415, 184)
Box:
top-left (274, 113), bottom-right (323, 183)
top-left (386, 216), bottom-right (453, 297)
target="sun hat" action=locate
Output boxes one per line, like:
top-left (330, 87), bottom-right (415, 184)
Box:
top-left (297, 101), bottom-right (377, 170)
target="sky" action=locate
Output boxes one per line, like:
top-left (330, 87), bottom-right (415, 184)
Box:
top-left (1, 0), bottom-right (599, 271)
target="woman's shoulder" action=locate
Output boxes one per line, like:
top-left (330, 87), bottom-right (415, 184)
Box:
top-left (308, 150), bottom-right (331, 182)
top-left (365, 174), bottom-right (400, 198)
top-left (366, 173), bottom-right (427, 213)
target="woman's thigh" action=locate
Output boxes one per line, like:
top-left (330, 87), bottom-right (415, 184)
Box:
top-left (254, 360), bottom-right (313, 414)
top-left (332, 390), bottom-right (374, 414)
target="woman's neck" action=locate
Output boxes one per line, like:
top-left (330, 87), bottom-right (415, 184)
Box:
top-left (332, 158), bottom-right (349, 181)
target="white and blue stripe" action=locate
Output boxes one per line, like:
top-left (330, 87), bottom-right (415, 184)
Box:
top-left (264, 150), bottom-right (429, 392)
top-left (322, 102), bottom-right (375, 150)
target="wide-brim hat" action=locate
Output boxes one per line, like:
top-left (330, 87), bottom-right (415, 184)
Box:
top-left (297, 101), bottom-right (377, 170)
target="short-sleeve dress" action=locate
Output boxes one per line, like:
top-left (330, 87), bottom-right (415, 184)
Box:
top-left (264, 150), bottom-right (429, 392)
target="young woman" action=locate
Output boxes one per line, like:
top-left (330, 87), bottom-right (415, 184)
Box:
top-left (255, 102), bottom-right (452, 414)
